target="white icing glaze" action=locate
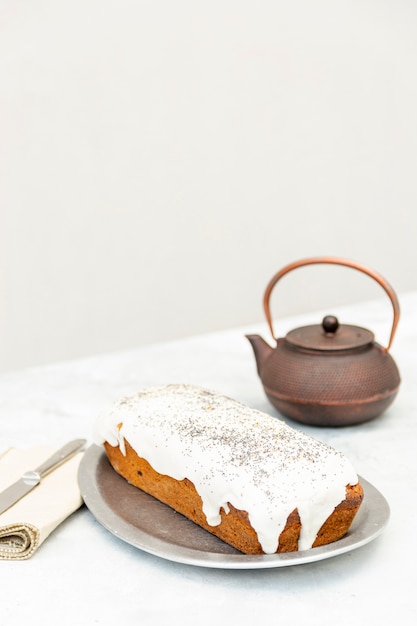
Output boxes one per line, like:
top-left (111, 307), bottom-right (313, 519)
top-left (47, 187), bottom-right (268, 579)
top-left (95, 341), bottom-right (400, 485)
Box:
top-left (94, 384), bottom-right (359, 553)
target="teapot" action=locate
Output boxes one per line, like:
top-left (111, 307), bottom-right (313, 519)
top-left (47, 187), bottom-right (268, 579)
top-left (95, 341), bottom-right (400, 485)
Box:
top-left (246, 257), bottom-right (401, 426)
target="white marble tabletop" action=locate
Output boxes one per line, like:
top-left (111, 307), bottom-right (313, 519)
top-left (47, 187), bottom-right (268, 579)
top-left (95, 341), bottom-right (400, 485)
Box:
top-left (1, 292), bottom-right (417, 625)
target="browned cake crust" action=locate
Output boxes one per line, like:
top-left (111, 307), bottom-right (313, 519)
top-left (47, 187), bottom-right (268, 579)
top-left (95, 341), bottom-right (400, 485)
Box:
top-left (104, 439), bottom-right (364, 554)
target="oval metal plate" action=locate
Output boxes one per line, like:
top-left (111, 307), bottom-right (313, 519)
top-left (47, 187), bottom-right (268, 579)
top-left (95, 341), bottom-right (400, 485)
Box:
top-left (78, 444), bottom-right (390, 569)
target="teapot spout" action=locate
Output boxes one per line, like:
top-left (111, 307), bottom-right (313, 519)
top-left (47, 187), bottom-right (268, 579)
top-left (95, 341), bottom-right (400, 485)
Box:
top-left (245, 334), bottom-right (273, 376)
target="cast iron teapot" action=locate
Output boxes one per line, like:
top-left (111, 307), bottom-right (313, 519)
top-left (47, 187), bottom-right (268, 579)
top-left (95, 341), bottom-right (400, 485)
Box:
top-left (246, 257), bottom-right (401, 426)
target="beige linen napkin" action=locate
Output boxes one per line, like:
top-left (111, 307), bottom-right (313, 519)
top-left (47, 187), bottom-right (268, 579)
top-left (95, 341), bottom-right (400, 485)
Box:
top-left (0, 446), bottom-right (84, 560)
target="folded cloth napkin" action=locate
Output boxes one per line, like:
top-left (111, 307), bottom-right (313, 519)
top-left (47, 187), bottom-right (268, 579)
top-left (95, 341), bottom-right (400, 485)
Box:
top-left (0, 446), bottom-right (84, 560)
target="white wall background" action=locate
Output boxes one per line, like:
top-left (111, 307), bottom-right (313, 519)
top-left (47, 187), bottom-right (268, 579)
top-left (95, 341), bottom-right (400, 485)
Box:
top-left (1, 0), bottom-right (416, 373)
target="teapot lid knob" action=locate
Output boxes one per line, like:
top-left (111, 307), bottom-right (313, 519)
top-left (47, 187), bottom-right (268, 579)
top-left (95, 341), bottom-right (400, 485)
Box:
top-left (322, 315), bottom-right (339, 334)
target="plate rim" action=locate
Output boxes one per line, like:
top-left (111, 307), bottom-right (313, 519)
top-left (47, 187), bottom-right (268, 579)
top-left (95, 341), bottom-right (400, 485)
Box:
top-left (78, 444), bottom-right (390, 569)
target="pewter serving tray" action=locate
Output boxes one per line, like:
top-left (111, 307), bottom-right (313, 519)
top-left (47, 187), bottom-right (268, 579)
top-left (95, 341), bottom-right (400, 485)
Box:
top-left (78, 444), bottom-right (390, 569)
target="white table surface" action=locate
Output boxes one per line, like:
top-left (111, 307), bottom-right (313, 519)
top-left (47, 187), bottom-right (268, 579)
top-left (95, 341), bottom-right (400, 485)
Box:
top-left (1, 292), bottom-right (416, 625)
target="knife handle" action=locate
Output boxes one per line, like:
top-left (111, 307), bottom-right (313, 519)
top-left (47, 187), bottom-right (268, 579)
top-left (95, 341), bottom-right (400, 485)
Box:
top-left (33, 438), bottom-right (86, 479)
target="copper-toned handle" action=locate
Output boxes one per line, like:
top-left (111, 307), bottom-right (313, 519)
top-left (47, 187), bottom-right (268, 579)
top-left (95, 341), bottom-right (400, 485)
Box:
top-left (263, 256), bottom-right (400, 352)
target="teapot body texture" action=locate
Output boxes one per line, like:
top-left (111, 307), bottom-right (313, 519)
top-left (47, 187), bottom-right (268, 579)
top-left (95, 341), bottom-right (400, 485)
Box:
top-left (253, 337), bottom-right (400, 426)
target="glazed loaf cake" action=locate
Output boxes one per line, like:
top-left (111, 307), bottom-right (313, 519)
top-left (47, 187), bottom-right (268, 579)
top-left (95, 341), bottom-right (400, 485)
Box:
top-left (95, 384), bottom-right (363, 554)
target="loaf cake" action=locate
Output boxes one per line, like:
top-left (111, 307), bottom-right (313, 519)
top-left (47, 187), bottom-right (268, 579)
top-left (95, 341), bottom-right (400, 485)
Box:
top-left (94, 384), bottom-right (363, 554)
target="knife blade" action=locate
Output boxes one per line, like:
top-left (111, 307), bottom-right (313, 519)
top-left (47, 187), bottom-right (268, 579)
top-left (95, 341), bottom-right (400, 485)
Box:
top-left (0, 438), bottom-right (86, 516)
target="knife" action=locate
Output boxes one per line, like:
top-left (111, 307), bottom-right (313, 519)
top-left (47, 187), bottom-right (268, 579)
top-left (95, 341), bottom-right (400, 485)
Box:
top-left (0, 438), bottom-right (86, 516)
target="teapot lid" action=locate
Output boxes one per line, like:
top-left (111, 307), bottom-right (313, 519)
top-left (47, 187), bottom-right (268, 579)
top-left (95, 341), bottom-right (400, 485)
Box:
top-left (285, 315), bottom-right (374, 351)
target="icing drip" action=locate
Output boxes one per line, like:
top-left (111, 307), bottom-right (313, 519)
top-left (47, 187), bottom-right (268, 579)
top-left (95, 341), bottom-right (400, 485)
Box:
top-left (94, 384), bottom-right (359, 553)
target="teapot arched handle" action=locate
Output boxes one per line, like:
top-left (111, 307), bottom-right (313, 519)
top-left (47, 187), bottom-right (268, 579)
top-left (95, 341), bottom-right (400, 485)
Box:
top-left (263, 256), bottom-right (400, 353)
